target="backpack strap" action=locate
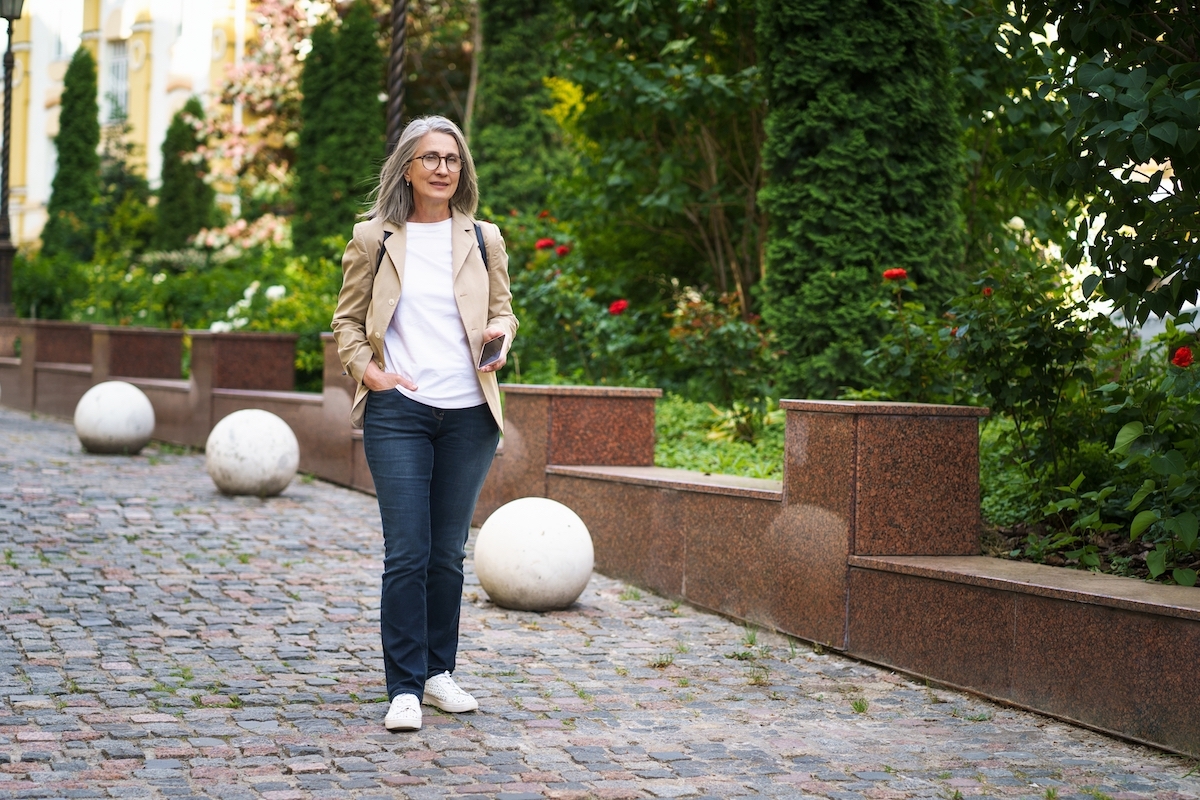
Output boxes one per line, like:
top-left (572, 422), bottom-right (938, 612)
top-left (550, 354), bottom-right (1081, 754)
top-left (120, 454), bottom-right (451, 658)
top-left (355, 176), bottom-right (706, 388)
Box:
top-left (474, 222), bottom-right (490, 271)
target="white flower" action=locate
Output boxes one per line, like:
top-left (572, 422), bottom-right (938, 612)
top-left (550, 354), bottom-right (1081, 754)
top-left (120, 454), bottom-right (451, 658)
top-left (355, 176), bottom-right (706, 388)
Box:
top-left (210, 320), bottom-right (233, 333)
top-left (152, 272), bottom-right (167, 285)
top-left (265, 284), bottom-right (286, 302)
top-left (137, 309), bottom-right (147, 318)
top-left (231, 317), bottom-right (248, 329)
top-left (243, 281), bottom-right (261, 301)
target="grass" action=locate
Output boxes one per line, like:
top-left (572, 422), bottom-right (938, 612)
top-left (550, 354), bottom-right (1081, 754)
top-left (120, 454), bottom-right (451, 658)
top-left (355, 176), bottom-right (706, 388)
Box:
top-left (648, 654), bottom-right (674, 669)
top-left (654, 395), bottom-right (784, 480)
top-left (618, 586), bottom-right (642, 601)
top-left (851, 698), bottom-right (868, 714)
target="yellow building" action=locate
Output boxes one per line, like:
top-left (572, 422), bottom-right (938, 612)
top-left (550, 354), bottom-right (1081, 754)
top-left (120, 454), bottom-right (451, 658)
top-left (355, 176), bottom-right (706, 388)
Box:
top-left (1, 0), bottom-right (252, 246)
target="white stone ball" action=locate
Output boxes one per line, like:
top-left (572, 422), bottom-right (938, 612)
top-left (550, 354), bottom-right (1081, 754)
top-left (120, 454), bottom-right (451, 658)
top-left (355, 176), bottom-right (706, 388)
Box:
top-left (74, 381), bottom-right (156, 455)
top-left (475, 497), bottom-right (594, 611)
top-left (205, 409), bottom-right (299, 497)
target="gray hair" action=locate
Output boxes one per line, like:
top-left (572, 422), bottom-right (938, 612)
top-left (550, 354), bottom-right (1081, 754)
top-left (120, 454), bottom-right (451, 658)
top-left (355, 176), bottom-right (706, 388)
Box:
top-left (364, 116), bottom-right (479, 223)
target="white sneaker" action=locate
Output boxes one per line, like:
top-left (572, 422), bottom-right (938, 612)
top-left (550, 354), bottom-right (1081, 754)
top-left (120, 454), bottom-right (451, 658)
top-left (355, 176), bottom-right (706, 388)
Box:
top-left (423, 671), bottom-right (479, 713)
top-left (384, 693), bottom-right (422, 731)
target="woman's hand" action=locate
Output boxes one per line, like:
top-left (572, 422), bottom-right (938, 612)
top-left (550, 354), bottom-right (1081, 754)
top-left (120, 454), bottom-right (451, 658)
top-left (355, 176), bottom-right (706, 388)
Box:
top-left (363, 360), bottom-right (417, 392)
top-left (478, 327), bottom-right (509, 374)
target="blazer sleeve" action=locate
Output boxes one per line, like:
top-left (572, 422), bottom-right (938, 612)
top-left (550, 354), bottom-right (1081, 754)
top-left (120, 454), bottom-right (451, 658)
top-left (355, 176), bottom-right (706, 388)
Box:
top-left (482, 220), bottom-right (519, 342)
top-left (331, 221), bottom-right (376, 386)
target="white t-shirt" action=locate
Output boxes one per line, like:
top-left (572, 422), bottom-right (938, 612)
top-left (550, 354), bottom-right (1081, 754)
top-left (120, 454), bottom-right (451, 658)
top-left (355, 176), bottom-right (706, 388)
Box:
top-left (383, 219), bottom-right (486, 408)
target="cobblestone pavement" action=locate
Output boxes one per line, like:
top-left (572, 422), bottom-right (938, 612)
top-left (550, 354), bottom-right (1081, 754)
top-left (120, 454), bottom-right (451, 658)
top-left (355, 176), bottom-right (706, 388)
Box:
top-left (1, 407), bottom-right (1197, 800)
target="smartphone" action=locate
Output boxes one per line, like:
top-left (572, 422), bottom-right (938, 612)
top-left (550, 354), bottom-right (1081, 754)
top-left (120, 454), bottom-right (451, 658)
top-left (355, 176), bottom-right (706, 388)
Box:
top-left (478, 335), bottom-right (506, 369)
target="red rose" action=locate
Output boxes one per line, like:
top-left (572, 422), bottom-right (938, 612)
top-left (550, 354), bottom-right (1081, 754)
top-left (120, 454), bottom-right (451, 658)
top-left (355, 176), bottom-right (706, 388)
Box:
top-left (882, 268), bottom-right (907, 281)
top-left (982, 286), bottom-right (994, 297)
top-left (608, 299), bottom-right (628, 315)
top-left (509, 208), bottom-right (519, 216)
top-left (555, 244), bottom-right (571, 257)
top-left (535, 238), bottom-right (555, 250)
top-left (1172, 346), bottom-right (1194, 368)
top-left (538, 210), bottom-right (551, 219)
top-left (951, 327), bottom-right (959, 336)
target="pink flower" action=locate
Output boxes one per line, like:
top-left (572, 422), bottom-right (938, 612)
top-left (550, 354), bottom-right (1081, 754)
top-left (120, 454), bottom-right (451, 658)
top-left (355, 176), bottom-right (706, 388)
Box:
top-left (882, 268), bottom-right (907, 281)
top-left (555, 244), bottom-right (571, 257)
top-left (608, 299), bottom-right (628, 316)
top-left (535, 238), bottom-right (556, 250)
top-left (1172, 346), bottom-right (1194, 368)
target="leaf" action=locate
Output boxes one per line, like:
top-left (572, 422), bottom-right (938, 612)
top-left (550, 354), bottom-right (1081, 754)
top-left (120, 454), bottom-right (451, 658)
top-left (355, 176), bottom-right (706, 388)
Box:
top-left (1146, 547), bottom-right (1167, 578)
top-left (1132, 133), bottom-right (1153, 160)
top-left (1081, 274), bottom-right (1102, 299)
top-left (1125, 479), bottom-right (1157, 511)
top-left (1112, 421), bottom-right (1144, 455)
top-left (1130, 509), bottom-right (1160, 539)
top-left (1149, 121), bottom-right (1179, 145)
top-left (1175, 512), bottom-right (1199, 550)
top-left (1150, 450), bottom-right (1188, 476)
top-left (1173, 568), bottom-right (1198, 587)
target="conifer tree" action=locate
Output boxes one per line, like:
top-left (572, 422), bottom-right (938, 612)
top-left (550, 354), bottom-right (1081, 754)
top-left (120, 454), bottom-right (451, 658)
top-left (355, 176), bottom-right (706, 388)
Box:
top-left (155, 97), bottom-right (214, 250)
top-left (757, 0), bottom-right (963, 398)
top-left (293, 1), bottom-right (384, 254)
top-left (42, 47), bottom-right (101, 262)
top-left (472, 0), bottom-right (566, 214)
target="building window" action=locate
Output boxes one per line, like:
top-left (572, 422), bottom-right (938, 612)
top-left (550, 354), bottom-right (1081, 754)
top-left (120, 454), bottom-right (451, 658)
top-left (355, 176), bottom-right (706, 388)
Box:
top-left (107, 40), bottom-right (129, 121)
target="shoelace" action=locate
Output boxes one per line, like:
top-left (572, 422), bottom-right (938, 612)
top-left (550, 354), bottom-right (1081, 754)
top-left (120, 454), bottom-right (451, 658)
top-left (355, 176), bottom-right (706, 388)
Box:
top-left (429, 673), bottom-right (471, 700)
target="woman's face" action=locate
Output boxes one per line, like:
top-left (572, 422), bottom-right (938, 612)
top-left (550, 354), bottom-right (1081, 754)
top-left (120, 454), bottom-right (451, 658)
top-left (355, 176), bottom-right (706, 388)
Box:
top-left (404, 131), bottom-right (461, 210)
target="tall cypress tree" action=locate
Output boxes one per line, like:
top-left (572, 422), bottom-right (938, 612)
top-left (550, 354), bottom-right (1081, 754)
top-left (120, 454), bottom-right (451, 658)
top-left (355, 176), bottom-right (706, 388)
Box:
top-left (155, 97), bottom-right (215, 250)
top-left (293, 1), bottom-right (384, 254)
top-left (757, 0), bottom-right (963, 398)
top-left (472, 0), bottom-right (566, 214)
top-left (42, 47), bottom-right (101, 262)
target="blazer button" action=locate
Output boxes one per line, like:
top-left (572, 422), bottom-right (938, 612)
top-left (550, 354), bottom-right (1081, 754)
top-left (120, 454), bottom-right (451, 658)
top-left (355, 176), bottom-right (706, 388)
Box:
top-left (389, 299), bottom-right (395, 305)
top-left (374, 332), bottom-right (381, 339)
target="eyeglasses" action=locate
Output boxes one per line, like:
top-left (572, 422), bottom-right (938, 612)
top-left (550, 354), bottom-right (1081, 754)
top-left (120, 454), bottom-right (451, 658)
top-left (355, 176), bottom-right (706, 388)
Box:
top-left (412, 153), bottom-right (463, 173)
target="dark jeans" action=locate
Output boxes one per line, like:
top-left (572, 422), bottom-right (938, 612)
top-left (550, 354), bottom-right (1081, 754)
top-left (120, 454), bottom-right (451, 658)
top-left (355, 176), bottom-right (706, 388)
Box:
top-left (362, 389), bottom-right (499, 700)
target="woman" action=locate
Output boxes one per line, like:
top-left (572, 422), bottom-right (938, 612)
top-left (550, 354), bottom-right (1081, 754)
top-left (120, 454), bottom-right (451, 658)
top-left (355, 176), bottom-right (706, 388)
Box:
top-left (331, 116), bottom-right (517, 732)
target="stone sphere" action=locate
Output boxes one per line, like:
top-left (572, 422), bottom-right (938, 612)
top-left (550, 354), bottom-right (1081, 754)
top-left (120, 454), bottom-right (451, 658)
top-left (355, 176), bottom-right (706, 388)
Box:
top-left (475, 497), bottom-right (594, 611)
top-left (205, 409), bottom-right (299, 496)
top-left (74, 381), bottom-right (156, 455)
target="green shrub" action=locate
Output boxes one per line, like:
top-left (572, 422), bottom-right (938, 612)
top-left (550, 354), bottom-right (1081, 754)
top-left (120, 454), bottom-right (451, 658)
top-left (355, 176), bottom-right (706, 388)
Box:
top-left (42, 47), bottom-right (100, 264)
top-left (156, 97), bottom-right (216, 250)
top-left (654, 395), bottom-right (784, 481)
top-left (473, 0), bottom-right (566, 214)
top-left (293, 1), bottom-right (383, 256)
top-left (757, 0), bottom-right (964, 399)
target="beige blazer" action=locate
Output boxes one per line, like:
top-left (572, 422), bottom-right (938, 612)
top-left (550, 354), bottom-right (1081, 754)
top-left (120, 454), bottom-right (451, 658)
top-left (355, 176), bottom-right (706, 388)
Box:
top-left (330, 211), bottom-right (519, 432)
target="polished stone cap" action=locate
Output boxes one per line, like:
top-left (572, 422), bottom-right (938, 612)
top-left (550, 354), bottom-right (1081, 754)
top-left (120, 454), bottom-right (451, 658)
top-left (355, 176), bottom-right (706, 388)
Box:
top-left (780, 399), bottom-right (990, 416)
top-left (850, 554), bottom-right (1200, 621)
top-left (500, 383), bottom-right (662, 398)
top-left (547, 464), bottom-right (782, 501)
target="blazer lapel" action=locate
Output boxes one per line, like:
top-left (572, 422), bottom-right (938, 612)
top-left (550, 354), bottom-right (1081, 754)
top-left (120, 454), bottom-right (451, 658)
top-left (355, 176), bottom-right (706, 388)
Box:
top-left (382, 220), bottom-right (406, 286)
top-left (451, 211), bottom-right (477, 286)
